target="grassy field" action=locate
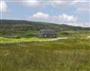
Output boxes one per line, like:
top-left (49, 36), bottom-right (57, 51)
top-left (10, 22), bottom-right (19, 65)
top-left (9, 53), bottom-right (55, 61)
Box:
top-left (0, 37), bottom-right (53, 43)
top-left (0, 32), bottom-right (90, 71)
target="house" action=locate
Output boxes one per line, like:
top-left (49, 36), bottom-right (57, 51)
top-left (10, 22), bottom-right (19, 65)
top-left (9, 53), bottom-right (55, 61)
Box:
top-left (39, 29), bottom-right (57, 38)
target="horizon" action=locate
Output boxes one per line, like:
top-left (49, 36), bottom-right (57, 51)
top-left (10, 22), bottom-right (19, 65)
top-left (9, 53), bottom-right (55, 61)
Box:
top-left (0, 0), bottom-right (90, 27)
top-left (1, 19), bottom-right (90, 28)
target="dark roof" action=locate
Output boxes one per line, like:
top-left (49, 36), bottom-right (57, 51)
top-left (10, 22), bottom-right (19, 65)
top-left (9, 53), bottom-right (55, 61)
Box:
top-left (40, 29), bottom-right (56, 34)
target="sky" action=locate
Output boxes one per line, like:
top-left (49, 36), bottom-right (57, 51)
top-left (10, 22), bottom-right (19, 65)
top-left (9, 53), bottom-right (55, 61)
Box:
top-left (0, 0), bottom-right (90, 27)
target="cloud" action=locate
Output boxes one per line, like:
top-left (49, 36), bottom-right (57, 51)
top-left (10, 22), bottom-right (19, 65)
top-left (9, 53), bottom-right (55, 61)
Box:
top-left (30, 12), bottom-right (49, 22)
top-left (58, 14), bottom-right (77, 22)
top-left (31, 12), bottom-right (49, 19)
top-left (48, 0), bottom-right (90, 12)
top-left (49, 0), bottom-right (73, 6)
top-left (29, 12), bottom-right (78, 26)
top-left (30, 12), bottom-right (90, 27)
top-left (0, 0), bottom-right (7, 12)
top-left (12, 0), bottom-right (90, 12)
top-left (16, 0), bottom-right (42, 7)
top-left (71, 0), bottom-right (90, 12)
top-left (75, 2), bottom-right (90, 12)
top-left (1, 0), bottom-right (89, 27)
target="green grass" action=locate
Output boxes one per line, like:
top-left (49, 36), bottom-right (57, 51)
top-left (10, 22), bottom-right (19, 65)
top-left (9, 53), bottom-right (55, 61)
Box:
top-left (0, 32), bottom-right (90, 71)
top-left (0, 36), bottom-right (90, 71)
top-left (0, 31), bottom-right (90, 44)
top-left (0, 37), bottom-right (54, 44)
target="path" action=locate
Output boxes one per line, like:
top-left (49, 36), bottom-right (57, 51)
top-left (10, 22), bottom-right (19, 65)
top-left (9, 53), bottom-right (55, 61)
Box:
top-left (47, 37), bottom-right (68, 41)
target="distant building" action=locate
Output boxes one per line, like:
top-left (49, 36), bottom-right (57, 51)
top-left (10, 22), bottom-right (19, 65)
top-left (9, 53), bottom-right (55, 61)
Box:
top-left (39, 29), bottom-right (57, 38)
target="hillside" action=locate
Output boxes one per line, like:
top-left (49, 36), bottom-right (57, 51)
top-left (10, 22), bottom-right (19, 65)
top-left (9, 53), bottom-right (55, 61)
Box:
top-left (0, 20), bottom-right (90, 71)
top-left (0, 19), bottom-right (90, 37)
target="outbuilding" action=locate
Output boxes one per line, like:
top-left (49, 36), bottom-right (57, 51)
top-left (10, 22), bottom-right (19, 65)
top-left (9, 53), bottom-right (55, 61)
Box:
top-left (39, 29), bottom-right (57, 38)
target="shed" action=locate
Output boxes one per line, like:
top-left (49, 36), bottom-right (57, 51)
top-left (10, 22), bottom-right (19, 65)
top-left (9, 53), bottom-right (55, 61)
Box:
top-left (39, 29), bottom-right (57, 38)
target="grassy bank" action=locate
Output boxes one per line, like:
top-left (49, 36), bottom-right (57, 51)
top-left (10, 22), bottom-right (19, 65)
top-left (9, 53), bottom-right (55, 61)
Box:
top-left (0, 38), bottom-right (90, 71)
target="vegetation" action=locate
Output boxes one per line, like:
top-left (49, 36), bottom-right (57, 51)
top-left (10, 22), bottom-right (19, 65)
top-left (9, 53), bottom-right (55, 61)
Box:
top-left (0, 38), bottom-right (90, 71)
top-left (0, 20), bottom-right (90, 71)
top-left (0, 33), bottom-right (90, 71)
top-left (0, 37), bottom-right (56, 43)
top-left (0, 20), bottom-right (90, 37)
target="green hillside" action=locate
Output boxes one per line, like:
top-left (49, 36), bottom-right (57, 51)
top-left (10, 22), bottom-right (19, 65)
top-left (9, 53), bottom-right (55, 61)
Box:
top-left (0, 19), bottom-right (90, 37)
top-left (0, 19), bottom-right (90, 71)
top-left (1, 20), bottom-right (90, 32)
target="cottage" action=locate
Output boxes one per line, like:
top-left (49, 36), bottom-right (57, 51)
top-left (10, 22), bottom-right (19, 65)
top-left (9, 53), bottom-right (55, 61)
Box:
top-left (39, 29), bottom-right (57, 38)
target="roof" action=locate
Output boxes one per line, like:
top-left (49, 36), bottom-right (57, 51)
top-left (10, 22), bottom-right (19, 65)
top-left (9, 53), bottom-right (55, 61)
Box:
top-left (40, 29), bottom-right (56, 34)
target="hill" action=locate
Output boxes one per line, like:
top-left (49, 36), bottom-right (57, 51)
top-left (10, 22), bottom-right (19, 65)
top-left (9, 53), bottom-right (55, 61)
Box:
top-left (0, 19), bottom-right (90, 37)
top-left (0, 20), bottom-right (90, 71)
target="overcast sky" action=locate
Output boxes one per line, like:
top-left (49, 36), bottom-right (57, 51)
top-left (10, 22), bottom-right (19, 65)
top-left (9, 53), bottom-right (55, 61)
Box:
top-left (0, 0), bottom-right (90, 27)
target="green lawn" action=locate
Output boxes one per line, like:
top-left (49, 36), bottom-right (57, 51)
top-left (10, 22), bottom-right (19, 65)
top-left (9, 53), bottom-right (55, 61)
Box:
top-left (0, 36), bottom-right (90, 71)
